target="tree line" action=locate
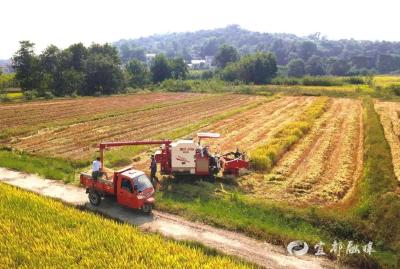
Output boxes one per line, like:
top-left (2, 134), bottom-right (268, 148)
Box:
top-left (12, 41), bottom-right (277, 97)
top-left (115, 25), bottom-right (400, 75)
top-left (11, 41), bottom-right (193, 97)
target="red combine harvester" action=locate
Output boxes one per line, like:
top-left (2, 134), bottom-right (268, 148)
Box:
top-left (80, 133), bottom-right (248, 212)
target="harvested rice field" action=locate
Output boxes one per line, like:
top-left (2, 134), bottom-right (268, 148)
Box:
top-left (3, 93), bottom-right (263, 160)
top-left (241, 98), bottom-right (364, 205)
top-left (374, 100), bottom-right (400, 181)
top-left (1, 94), bottom-right (366, 205)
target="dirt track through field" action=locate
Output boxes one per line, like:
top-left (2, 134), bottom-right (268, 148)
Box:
top-left (11, 94), bottom-right (261, 160)
top-left (374, 100), bottom-right (400, 181)
top-left (245, 98), bottom-right (363, 205)
top-left (0, 167), bottom-right (339, 269)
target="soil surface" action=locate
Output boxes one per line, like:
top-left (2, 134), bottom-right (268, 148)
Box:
top-left (0, 167), bottom-right (341, 269)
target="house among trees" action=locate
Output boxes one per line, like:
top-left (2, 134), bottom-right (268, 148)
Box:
top-left (145, 53), bottom-right (156, 65)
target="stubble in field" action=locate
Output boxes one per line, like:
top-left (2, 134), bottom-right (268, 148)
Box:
top-left (242, 98), bottom-right (363, 206)
top-left (374, 100), bottom-right (400, 181)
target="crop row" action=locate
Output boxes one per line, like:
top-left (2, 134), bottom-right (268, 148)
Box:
top-left (249, 97), bottom-right (329, 171)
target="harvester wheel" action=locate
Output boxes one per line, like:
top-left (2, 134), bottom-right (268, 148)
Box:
top-left (88, 191), bottom-right (101, 206)
top-left (142, 203), bottom-right (152, 214)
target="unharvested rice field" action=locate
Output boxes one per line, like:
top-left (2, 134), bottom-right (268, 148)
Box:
top-left (0, 183), bottom-right (249, 268)
top-left (374, 100), bottom-right (400, 181)
top-left (241, 98), bottom-right (364, 205)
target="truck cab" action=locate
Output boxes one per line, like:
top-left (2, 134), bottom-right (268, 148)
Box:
top-left (116, 169), bottom-right (155, 212)
top-left (80, 168), bottom-right (155, 213)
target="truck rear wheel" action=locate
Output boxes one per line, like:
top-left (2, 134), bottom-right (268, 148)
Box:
top-left (142, 203), bottom-right (152, 214)
top-left (88, 191), bottom-right (101, 206)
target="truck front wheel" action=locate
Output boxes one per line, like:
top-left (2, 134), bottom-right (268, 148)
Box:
top-left (88, 191), bottom-right (101, 206)
top-left (142, 203), bottom-right (152, 214)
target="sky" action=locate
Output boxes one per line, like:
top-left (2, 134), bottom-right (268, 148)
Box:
top-left (1, 0), bottom-right (400, 59)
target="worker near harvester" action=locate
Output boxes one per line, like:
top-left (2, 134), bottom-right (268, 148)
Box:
top-left (150, 155), bottom-right (158, 186)
top-left (92, 157), bottom-right (103, 180)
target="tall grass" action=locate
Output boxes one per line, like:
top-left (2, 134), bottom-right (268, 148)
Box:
top-left (271, 76), bottom-right (365, 86)
top-left (250, 97), bottom-right (329, 171)
top-left (0, 183), bottom-right (250, 268)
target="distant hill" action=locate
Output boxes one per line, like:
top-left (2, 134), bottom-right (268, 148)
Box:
top-left (0, 59), bottom-right (13, 74)
top-left (114, 25), bottom-right (400, 74)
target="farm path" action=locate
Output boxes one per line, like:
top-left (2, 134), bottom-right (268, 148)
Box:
top-left (0, 167), bottom-right (340, 269)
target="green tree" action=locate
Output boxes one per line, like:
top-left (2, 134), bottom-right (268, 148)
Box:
top-left (170, 58), bottom-right (188, 80)
top-left (220, 63), bottom-right (240, 82)
top-left (238, 53), bottom-right (277, 84)
top-left (39, 45), bottom-right (61, 94)
top-left (12, 41), bottom-right (41, 91)
top-left (377, 54), bottom-right (400, 73)
top-left (287, 58), bottom-right (305, 77)
top-left (57, 69), bottom-right (86, 96)
top-left (298, 41), bottom-right (317, 61)
top-left (126, 59), bottom-right (149, 87)
top-left (63, 43), bottom-right (88, 71)
top-left (85, 44), bottom-right (124, 95)
top-left (327, 57), bottom-right (350, 76)
top-left (151, 54), bottom-right (171, 83)
top-left (305, 55), bottom-right (325, 76)
top-left (221, 52), bottom-right (277, 84)
top-left (200, 38), bottom-right (220, 57)
top-left (214, 44), bottom-right (239, 68)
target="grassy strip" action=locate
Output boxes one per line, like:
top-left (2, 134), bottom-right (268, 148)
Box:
top-left (271, 76), bottom-right (366, 86)
top-left (0, 183), bottom-right (251, 268)
top-left (0, 148), bottom-right (86, 183)
top-left (250, 97), bottom-right (329, 171)
top-left (157, 181), bottom-right (328, 244)
top-left (227, 84), bottom-right (375, 99)
top-left (104, 97), bottom-right (274, 167)
top-left (353, 98), bottom-right (400, 251)
top-left (156, 179), bottom-right (398, 268)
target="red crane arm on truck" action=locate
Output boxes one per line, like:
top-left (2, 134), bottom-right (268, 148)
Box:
top-left (99, 140), bottom-right (172, 168)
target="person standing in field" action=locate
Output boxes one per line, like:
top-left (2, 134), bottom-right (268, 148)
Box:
top-left (92, 157), bottom-right (103, 180)
top-left (150, 155), bottom-right (158, 186)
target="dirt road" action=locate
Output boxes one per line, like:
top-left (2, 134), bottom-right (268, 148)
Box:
top-left (0, 167), bottom-right (340, 269)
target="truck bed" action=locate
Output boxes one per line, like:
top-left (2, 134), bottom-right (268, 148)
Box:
top-left (80, 173), bottom-right (115, 195)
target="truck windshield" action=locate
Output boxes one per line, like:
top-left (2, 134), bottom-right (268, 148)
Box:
top-left (133, 175), bottom-right (153, 192)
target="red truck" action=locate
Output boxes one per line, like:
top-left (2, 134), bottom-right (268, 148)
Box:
top-left (80, 167), bottom-right (155, 213)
